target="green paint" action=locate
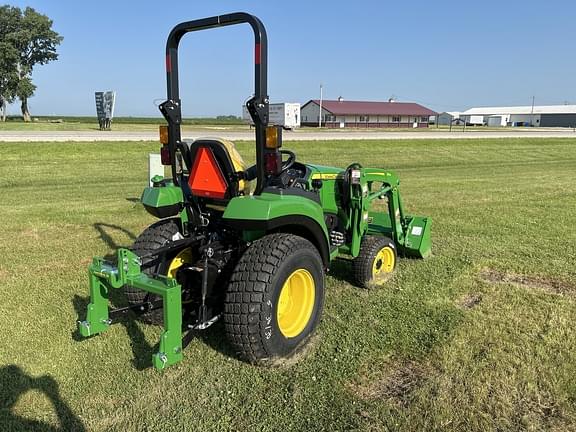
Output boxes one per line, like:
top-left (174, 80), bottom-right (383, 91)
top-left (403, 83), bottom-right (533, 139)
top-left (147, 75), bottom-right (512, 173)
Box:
top-left (223, 192), bottom-right (324, 224)
top-left (367, 211), bottom-right (393, 237)
top-left (310, 164), bottom-right (431, 259)
top-left (141, 184), bottom-right (183, 208)
top-left (402, 215), bottom-right (432, 258)
top-left (308, 164), bottom-right (343, 215)
top-left (223, 191), bottom-right (331, 263)
top-left (221, 164), bottom-right (431, 261)
top-left (79, 248), bottom-right (183, 370)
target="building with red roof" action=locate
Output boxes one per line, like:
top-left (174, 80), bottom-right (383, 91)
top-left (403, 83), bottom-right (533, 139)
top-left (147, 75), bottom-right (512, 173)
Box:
top-left (300, 98), bottom-right (437, 128)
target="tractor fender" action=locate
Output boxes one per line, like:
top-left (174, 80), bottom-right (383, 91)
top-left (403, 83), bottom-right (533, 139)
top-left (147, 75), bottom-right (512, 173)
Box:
top-left (141, 184), bottom-right (183, 219)
top-left (223, 194), bottom-right (330, 267)
top-left (233, 215), bottom-right (330, 268)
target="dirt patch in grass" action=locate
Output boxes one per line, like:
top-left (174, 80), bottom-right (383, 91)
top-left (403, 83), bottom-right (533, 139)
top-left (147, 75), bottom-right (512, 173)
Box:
top-left (268, 334), bottom-right (320, 368)
top-left (480, 268), bottom-right (575, 297)
top-left (349, 359), bottom-right (432, 407)
top-left (458, 293), bottom-right (482, 309)
top-left (21, 228), bottom-right (40, 240)
top-left (514, 392), bottom-right (567, 431)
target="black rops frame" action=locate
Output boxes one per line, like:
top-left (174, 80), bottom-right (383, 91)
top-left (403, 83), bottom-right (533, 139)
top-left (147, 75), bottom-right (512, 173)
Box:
top-left (159, 12), bottom-right (269, 195)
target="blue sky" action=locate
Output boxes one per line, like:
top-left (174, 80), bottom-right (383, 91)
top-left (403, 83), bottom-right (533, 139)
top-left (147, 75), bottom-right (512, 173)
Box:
top-left (5, 0), bottom-right (576, 117)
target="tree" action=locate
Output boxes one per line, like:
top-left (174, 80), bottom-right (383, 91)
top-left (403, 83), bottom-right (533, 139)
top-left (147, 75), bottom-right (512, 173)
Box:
top-left (16, 76), bottom-right (36, 121)
top-left (0, 6), bottom-right (62, 122)
top-left (0, 42), bottom-right (19, 122)
top-left (0, 6), bottom-right (20, 121)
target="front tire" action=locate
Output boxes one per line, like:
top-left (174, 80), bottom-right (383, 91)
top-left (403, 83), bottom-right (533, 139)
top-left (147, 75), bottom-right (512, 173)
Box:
top-left (353, 235), bottom-right (397, 288)
top-left (224, 233), bottom-right (325, 363)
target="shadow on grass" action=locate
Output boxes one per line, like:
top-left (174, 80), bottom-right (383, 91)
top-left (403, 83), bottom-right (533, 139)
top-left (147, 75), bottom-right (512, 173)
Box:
top-left (93, 222), bottom-right (137, 261)
top-left (125, 197), bottom-right (140, 203)
top-left (72, 294), bottom-right (156, 371)
top-left (0, 365), bottom-right (86, 432)
top-left (327, 257), bottom-right (356, 285)
top-left (193, 321), bottom-right (238, 360)
top-left (73, 223), bottom-right (156, 370)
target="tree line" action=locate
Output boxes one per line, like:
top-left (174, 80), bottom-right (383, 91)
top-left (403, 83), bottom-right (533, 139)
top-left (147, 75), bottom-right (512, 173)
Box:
top-left (0, 5), bottom-right (62, 122)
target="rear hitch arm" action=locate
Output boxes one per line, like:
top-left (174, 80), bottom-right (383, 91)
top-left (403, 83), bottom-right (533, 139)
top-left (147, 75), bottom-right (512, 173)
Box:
top-left (78, 248), bottom-right (184, 370)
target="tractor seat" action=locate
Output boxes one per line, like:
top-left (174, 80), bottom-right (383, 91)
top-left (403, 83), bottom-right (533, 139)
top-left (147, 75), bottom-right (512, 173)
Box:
top-left (181, 138), bottom-right (251, 203)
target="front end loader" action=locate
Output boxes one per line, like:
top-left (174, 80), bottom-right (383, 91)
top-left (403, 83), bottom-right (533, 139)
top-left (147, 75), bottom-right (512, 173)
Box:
top-left (78, 12), bottom-right (431, 370)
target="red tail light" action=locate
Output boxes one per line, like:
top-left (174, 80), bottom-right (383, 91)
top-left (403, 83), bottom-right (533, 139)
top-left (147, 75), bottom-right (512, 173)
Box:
top-left (265, 152), bottom-right (281, 175)
top-left (160, 145), bottom-right (171, 165)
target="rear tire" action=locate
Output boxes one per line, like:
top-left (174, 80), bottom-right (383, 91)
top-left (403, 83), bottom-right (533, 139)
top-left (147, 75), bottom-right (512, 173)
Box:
top-left (353, 235), bottom-right (397, 288)
top-left (127, 219), bottom-right (183, 324)
top-left (224, 233), bottom-right (325, 364)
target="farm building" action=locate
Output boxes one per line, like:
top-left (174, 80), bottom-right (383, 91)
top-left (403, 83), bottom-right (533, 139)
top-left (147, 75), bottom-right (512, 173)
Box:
top-left (436, 112), bottom-right (463, 126)
top-left (461, 105), bottom-right (576, 127)
top-left (300, 98), bottom-right (436, 128)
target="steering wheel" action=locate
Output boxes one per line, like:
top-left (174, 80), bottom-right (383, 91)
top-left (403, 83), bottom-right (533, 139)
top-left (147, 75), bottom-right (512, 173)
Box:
top-left (279, 149), bottom-right (296, 172)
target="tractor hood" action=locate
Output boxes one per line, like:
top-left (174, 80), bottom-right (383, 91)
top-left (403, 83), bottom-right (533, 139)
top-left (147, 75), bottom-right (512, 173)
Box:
top-left (306, 164), bottom-right (344, 180)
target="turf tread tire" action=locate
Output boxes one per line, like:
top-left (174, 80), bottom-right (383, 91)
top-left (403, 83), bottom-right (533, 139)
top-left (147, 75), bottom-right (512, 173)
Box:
top-left (353, 235), bottom-right (397, 289)
top-left (126, 219), bottom-right (181, 324)
top-left (223, 233), bottom-right (324, 364)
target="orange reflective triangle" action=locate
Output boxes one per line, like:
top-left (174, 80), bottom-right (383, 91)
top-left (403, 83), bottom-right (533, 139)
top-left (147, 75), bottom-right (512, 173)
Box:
top-left (188, 147), bottom-right (228, 199)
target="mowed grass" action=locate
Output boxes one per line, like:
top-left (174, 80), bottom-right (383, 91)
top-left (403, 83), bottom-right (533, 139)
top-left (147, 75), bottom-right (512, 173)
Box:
top-left (0, 138), bottom-right (575, 431)
top-left (0, 116), bottom-right (248, 132)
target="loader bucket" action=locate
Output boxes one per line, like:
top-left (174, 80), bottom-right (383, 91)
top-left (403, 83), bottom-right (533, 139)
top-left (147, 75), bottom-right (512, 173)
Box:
top-left (401, 216), bottom-right (432, 258)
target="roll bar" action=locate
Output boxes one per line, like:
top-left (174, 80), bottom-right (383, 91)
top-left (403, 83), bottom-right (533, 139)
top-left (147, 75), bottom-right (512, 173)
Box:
top-left (159, 12), bottom-right (269, 194)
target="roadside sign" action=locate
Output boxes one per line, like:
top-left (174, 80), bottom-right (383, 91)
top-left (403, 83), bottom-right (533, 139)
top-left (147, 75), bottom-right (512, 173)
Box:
top-left (95, 91), bottom-right (116, 130)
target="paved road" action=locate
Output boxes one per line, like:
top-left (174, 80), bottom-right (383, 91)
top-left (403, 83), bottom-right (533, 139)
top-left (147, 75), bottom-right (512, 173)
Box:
top-left (1, 129), bottom-right (575, 142)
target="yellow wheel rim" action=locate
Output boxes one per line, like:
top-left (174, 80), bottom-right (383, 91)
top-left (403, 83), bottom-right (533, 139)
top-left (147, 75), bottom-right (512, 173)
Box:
top-left (372, 246), bottom-right (395, 278)
top-left (276, 269), bottom-right (315, 338)
top-left (167, 248), bottom-right (193, 279)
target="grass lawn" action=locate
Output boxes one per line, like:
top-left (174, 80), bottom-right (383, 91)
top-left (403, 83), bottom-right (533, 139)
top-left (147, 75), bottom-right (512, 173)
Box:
top-left (0, 138), bottom-right (575, 431)
top-left (0, 116), bottom-right (249, 132)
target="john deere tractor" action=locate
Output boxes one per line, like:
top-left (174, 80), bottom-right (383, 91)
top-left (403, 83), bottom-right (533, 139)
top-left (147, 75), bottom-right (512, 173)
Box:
top-left (78, 13), bottom-right (431, 370)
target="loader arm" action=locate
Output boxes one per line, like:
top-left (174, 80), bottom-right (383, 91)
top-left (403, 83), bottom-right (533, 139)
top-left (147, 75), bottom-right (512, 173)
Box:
top-left (343, 166), bottom-right (431, 258)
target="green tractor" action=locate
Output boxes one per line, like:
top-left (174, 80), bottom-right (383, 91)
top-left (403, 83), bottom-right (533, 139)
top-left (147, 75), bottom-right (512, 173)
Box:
top-left (78, 12), bottom-right (431, 370)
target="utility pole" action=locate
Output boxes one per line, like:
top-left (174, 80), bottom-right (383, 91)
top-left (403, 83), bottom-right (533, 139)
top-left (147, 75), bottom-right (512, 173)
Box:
top-left (319, 84), bottom-right (323, 128)
top-left (530, 95), bottom-right (535, 127)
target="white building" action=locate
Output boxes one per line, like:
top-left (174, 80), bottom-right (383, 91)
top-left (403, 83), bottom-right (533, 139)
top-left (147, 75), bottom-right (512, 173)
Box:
top-left (461, 105), bottom-right (576, 127)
